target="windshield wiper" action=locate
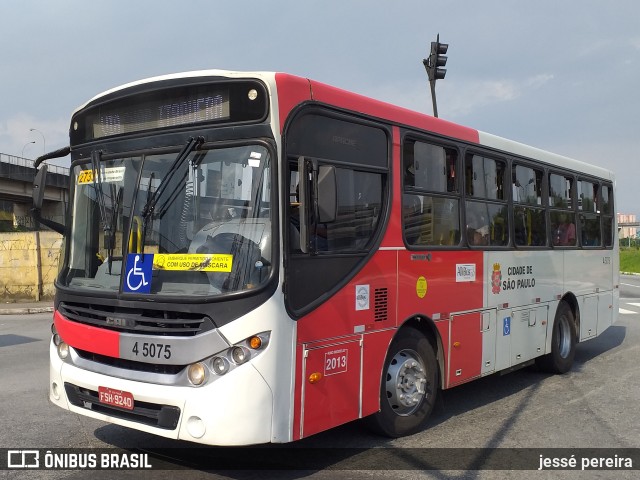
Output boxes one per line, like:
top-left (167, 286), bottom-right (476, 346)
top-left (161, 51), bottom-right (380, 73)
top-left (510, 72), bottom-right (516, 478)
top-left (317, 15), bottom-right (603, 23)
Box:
top-left (138, 137), bottom-right (204, 254)
top-left (156, 150), bottom-right (207, 220)
top-left (107, 186), bottom-right (123, 273)
top-left (90, 151), bottom-right (113, 255)
top-left (141, 137), bottom-right (204, 220)
top-left (91, 151), bottom-right (124, 273)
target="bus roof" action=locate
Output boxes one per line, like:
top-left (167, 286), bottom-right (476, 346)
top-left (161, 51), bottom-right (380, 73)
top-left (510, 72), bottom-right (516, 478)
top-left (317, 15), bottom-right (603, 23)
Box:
top-left (478, 131), bottom-right (614, 181)
top-left (73, 69), bottom-right (614, 182)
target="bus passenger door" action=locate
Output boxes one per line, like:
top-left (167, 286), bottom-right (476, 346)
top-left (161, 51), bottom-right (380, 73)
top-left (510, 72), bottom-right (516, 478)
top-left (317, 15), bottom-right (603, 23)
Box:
top-left (300, 338), bottom-right (362, 438)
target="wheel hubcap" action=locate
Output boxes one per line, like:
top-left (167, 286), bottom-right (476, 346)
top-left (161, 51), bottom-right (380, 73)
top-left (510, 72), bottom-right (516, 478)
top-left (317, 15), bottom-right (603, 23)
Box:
top-left (557, 316), bottom-right (572, 358)
top-left (385, 349), bottom-right (427, 416)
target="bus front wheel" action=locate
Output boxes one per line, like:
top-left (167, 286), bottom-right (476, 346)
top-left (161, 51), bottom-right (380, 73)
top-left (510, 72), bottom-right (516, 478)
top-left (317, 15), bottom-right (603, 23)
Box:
top-left (536, 301), bottom-right (577, 374)
top-left (366, 327), bottom-right (438, 437)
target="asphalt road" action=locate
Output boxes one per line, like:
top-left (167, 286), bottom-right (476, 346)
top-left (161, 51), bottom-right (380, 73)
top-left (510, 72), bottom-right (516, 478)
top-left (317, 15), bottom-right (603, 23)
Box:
top-left (2, 276), bottom-right (640, 479)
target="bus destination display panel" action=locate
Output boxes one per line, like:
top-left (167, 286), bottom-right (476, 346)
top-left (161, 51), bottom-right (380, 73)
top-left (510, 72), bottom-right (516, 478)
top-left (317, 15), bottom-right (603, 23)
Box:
top-left (71, 80), bottom-right (268, 144)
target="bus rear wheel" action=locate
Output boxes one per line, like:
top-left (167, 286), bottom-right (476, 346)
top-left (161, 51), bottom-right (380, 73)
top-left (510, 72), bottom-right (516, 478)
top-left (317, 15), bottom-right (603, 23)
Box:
top-left (536, 301), bottom-right (577, 374)
top-left (366, 327), bottom-right (438, 437)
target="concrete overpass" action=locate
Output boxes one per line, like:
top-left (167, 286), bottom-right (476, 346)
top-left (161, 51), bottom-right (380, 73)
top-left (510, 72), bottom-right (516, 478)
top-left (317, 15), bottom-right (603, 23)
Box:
top-left (0, 153), bottom-right (69, 229)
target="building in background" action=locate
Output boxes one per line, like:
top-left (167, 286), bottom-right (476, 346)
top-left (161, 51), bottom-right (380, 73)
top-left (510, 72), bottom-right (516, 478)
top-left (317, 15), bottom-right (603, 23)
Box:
top-left (617, 213), bottom-right (637, 240)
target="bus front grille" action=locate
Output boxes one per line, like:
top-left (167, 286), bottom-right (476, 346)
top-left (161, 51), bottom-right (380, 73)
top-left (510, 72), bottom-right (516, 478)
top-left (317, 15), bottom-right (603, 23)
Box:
top-left (58, 302), bottom-right (214, 337)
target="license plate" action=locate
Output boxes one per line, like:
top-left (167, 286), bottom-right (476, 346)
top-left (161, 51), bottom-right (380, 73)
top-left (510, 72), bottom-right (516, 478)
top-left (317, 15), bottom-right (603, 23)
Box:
top-left (98, 386), bottom-right (134, 411)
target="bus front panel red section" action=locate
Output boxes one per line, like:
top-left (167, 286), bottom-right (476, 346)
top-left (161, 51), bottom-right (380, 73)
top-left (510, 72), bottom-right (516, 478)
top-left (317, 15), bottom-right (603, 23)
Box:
top-left (54, 310), bottom-right (120, 358)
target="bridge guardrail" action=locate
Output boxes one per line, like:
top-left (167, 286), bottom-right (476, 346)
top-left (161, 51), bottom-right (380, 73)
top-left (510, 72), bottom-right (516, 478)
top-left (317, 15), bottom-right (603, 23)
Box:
top-left (0, 152), bottom-right (69, 176)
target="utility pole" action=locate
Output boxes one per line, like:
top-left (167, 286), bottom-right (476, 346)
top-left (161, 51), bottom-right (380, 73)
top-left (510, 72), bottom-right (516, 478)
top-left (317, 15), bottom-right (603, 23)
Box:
top-left (423, 34), bottom-right (448, 118)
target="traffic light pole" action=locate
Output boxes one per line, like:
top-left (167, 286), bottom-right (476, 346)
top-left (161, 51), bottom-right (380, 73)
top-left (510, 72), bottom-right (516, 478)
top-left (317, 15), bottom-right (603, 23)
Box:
top-left (423, 34), bottom-right (448, 118)
top-left (429, 79), bottom-right (439, 118)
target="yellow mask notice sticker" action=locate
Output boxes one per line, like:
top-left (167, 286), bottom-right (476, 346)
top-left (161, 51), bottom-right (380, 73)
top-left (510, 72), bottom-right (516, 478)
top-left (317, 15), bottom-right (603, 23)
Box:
top-left (152, 254), bottom-right (233, 272)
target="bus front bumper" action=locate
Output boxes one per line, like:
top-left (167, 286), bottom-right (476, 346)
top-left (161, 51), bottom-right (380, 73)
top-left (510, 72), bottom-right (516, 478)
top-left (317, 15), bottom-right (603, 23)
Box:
top-left (49, 340), bottom-right (274, 446)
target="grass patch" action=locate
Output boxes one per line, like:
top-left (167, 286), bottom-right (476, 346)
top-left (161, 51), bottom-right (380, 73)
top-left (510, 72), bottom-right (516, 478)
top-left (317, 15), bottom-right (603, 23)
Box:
top-left (620, 248), bottom-right (640, 273)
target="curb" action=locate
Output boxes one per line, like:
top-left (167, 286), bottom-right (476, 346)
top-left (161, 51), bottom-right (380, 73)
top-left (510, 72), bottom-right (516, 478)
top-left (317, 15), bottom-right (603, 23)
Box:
top-left (0, 307), bottom-right (54, 315)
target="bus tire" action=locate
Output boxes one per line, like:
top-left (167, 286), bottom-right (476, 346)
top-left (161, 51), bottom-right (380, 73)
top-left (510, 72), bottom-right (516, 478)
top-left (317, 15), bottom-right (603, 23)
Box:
top-left (536, 301), bottom-right (577, 374)
top-left (365, 327), bottom-right (438, 437)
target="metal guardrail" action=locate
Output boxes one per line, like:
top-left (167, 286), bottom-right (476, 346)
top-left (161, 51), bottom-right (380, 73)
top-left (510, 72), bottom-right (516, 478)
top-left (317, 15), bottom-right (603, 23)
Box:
top-left (0, 152), bottom-right (69, 176)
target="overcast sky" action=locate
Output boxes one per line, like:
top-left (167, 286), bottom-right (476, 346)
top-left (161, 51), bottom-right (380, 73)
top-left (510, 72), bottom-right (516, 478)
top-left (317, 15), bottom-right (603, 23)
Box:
top-left (1, 1), bottom-right (638, 215)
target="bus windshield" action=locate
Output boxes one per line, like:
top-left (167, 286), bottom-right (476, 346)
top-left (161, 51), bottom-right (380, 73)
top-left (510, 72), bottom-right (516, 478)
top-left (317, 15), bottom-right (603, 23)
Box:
top-left (60, 143), bottom-right (273, 297)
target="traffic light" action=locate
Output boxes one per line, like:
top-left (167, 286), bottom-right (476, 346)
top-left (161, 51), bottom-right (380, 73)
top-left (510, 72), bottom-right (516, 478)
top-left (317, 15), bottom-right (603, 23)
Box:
top-left (422, 34), bottom-right (449, 117)
top-left (424, 34), bottom-right (448, 82)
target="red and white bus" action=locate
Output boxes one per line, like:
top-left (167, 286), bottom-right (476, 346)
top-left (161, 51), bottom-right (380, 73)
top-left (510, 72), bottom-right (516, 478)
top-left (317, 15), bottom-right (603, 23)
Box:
top-left (37, 70), bottom-right (618, 445)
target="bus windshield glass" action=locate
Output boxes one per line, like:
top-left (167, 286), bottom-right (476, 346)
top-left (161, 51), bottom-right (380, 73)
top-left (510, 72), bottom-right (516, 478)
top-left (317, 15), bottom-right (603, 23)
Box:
top-left (60, 144), bottom-right (273, 297)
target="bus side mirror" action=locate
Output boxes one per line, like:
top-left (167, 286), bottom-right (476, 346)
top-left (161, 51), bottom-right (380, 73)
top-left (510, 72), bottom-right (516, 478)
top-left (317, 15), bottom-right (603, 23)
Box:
top-left (31, 164), bottom-right (65, 234)
top-left (296, 159), bottom-right (337, 254)
top-left (297, 157), bottom-right (310, 253)
top-left (317, 165), bottom-right (336, 223)
top-left (33, 164), bottom-right (48, 210)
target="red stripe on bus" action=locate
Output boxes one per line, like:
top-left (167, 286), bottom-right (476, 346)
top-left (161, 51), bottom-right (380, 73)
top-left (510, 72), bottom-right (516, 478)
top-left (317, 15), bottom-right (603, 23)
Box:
top-left (308, 80), bottom-right (480, 144)
top-left (54, 310), bottom-right (120, 358)
top-left (274, 73), bottom-right (480, 144)
top-left (275, 73), bottom-right (313, 133)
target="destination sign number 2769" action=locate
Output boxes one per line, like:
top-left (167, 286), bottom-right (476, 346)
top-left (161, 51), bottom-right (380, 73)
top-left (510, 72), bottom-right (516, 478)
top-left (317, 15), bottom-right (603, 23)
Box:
top-left (132, 342), bottom-right (172, 360)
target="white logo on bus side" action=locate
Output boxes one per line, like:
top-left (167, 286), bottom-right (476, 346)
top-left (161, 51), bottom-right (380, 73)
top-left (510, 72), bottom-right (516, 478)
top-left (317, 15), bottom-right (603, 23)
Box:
top-left (355, 285), bottom-right (370, 311)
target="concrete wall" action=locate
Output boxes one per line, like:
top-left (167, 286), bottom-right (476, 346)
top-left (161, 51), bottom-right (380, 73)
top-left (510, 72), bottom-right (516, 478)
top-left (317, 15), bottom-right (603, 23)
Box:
top-left (11, 202), bottom-right (66, 230)
top-left (0, 231), bottom-right (63, 301)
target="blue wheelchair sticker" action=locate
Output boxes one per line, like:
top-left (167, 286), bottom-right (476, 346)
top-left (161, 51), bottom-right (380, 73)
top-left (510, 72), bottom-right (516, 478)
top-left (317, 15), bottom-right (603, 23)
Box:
top-left (503, 316), bottom-right (511, 336)
top-left (123, 253), bottom-right (153, 293)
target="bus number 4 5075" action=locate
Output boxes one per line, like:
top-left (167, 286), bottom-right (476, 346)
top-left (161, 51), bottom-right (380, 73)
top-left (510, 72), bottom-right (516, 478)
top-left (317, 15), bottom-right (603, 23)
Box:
top-left (132, 342), bottom-right (172, 360)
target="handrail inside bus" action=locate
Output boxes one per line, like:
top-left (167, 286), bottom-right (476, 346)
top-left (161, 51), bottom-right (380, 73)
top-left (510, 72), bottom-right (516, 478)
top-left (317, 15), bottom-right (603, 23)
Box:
top-left (129, 216), bottom-right (143, 254)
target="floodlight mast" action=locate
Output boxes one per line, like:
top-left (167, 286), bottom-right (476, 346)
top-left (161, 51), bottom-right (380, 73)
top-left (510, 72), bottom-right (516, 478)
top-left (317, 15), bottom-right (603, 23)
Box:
top-left (423, 34), bottom-right (448, 118)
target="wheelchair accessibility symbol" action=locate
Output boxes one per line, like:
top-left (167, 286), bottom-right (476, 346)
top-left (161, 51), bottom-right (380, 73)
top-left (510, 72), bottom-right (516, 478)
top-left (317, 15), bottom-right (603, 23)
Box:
top-left (503, 316), bottom-right (511, 336)
top-left (123, 253), bottom-right (153, 293)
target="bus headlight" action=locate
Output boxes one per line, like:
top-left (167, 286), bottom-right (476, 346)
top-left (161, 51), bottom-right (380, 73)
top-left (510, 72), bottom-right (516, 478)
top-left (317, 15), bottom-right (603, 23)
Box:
top-left (51, 324), bottom-right (62, 346)
top-left (188, 362), bottom-right (206, 386)
top-left (187, 331), bottom-right (271, 385)
top-left (57, 342), bottom-right (69, 360)
top-left (211, 356), bottom-right (230, 376)
top-left (231, 346), bottom-right (248, 365)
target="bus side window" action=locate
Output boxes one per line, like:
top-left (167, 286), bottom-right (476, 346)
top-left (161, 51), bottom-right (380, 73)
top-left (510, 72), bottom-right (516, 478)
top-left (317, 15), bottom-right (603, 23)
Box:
top-left (513, 164), bottom-right (546, 247)
top-left (464, 153), bottom-right (509, 247)
top-left (402, 139), bottom-right (460, 247)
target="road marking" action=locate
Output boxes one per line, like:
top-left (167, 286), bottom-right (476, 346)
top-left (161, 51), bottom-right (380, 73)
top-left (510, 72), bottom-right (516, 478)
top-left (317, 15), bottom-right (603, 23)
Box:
top-left (621, 283), bottom-right (640, 288)
top-left (619, 308), bottom-right (636, 315)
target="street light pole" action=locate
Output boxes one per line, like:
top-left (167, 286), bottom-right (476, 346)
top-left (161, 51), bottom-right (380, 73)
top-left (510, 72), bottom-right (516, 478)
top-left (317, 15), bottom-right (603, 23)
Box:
top-left (30, 128), bottom-right (46, 155)
top-left (22, 140), bottom-right (36, 158)
top-left (26, 132), bottom-right (44, 300)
